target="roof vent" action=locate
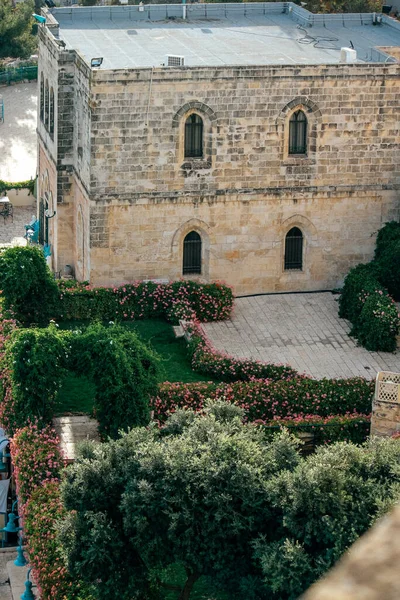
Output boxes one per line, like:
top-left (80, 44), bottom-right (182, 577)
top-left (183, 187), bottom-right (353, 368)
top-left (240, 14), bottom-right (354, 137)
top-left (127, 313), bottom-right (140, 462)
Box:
top-left (340, 47), bottom-right (357, 63)
top-left (166, 54), bottom-right (185, 67)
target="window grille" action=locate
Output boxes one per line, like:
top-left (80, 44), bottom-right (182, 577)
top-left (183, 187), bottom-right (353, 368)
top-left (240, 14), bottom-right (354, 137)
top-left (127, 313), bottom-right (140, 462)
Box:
top-left (39, 198), bottom-right (49, 246)
top-left (284, 227), bottom-right (303, 270)
top-left (185, 114), bottom-right (203, 158)
top-left (183, 231), bottom-right (202, 275)
top-left (49, 87), bottom-right (54, 138)
top-left (289, 110), bottom-right (307, 155)
top-left (40, 74), bottom-right (44, 122)
top-left (44, 80), bottom-right (49, 130)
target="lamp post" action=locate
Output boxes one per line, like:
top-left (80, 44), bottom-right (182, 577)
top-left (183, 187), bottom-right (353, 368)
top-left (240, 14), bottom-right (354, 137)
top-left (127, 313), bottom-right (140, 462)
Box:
top-left (21, 568), bottom-right (35, 600)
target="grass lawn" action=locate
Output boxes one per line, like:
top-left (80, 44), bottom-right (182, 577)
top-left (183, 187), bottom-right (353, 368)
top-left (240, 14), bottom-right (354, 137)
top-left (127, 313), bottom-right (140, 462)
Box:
top-left (56, 319), bottom-right (218, 415)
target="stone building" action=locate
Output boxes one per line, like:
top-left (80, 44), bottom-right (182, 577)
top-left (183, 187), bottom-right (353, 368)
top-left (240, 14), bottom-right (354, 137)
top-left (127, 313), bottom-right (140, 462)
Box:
top-left (37, 3), bottom-right (400, 294)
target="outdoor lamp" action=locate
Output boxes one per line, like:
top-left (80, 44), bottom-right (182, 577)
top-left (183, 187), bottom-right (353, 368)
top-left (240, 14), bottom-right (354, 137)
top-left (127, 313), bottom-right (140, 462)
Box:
top-left (21, 568), bottom-right (35, 600)
top-left (2, 501), bottom-right (22, 534)
top-left (91, 57), bottom-right (103, 68)
top-left (14, 542), bottom-right (27, 567)
top-left (0, 430), bottom-right (9, 473)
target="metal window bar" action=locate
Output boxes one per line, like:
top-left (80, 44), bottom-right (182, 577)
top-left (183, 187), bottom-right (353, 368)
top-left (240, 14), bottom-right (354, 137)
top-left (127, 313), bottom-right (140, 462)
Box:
top-left (289, 110), bottom-right (307, 155)
top-left (40, 76), bottom-right (44, 122)
top-left (44, 81), bottom-right (50, 131)
top-left (183, 233), bottom-right (202, 275)
top-left (49, 88), bottom-right (55, 138)
top-left (284, 229), bottom-right (303, 270)
top-left (185, 114), bottom-right (203, 158)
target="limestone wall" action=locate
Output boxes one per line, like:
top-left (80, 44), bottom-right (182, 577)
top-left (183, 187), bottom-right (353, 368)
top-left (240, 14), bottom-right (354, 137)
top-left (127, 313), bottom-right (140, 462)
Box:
top-left (371, 371), bottom-right (400, 438)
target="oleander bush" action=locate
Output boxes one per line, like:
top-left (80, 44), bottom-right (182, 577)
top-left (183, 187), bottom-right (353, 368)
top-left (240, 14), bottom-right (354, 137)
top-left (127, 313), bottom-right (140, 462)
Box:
top-left (338, 222), bottom-right (400, 352)
top-left (0, 246), bottom-right (59, 325)
top-left (57, 279), bottom-right (234, 324)
top-left (152, 378), bottom-right (373, 423)
top-left (187, 322), bottom-right (298, 382)
top-left (11, 426), bottom-right (95, 600)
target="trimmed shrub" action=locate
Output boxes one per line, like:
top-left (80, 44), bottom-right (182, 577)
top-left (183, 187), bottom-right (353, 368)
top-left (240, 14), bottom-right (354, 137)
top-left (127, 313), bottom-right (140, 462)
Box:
top-left (186, 322), bottom-right (298, 382)
top-left (0, 246), bottom-right (59, 325)
top-left (354, 291), bottom-right (400, 352)
top-left (57, 280), bottom-right (234, 324)
top-left (375, 239), bottom-right (400, 301)
top-left (338, 263), bottom-right (380, 323)
top-left (152, 377), bottom-right (373, 425)
top-left (374, 220), bottom-right (400, 260)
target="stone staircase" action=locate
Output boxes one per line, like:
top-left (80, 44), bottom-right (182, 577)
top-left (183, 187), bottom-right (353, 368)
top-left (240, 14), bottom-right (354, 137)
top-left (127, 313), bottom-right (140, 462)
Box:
top-left (53, 416), bottom-right (100, 462)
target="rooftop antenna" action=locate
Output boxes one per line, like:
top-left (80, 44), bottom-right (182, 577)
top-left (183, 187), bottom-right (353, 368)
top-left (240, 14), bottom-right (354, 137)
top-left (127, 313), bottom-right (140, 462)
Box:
top-left (349, 40), bottom-right (354, 49)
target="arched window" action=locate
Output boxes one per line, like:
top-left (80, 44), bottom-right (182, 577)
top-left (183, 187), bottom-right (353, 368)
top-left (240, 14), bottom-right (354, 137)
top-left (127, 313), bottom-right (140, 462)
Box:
top-left (183, 231), bottom-right (202, 275)
top-left (184, 114), bottom-right (203, 158)
top-left (49, 87), bottom-right (54, 138)
top-left (284, 227), bottom-right (303, 270)
top-left (289, 110), bottom-right (307, 155)
top-left (44, 79), bottom-right (49, 130)
top-left (40, 74), bottom-right (44, 122)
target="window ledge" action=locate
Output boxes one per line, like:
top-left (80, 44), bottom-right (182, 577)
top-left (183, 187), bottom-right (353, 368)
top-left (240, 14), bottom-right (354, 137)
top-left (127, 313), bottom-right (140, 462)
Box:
top-left (283, 156), bottom-right (315, 166)
top-left (181, 159), bottom-right (211, 172)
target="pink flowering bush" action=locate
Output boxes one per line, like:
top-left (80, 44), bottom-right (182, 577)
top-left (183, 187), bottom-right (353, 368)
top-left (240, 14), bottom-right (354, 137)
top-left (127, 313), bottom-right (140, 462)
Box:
top-left (11, 424), bottom-right (63, 506)
top-left (11, 426), bottom-right (94, 600)
top-left (186, 322), bottom-right (298, 382)
top-left (151, 376), bottom-right (373, 444)
top-left (56, 280), bottom-right (234, 324)
top-left (354, 291), bottom-right (400, 352)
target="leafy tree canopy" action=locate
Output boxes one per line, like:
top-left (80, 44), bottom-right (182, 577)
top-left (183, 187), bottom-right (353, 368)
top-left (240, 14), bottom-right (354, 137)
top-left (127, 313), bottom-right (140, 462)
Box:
top-left (0, 0), bottom-right (36, 59)
top-left (59, 402), bottom-right (400, 600)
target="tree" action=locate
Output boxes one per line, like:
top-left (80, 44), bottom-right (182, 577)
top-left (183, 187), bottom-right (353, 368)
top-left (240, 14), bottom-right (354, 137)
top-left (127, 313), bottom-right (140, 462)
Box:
top-left (59, 402), bottom-right (301, 600)
top-left (254, 437), bottom-right (400, 599)
top-left (0, 246), bottom-right (59, 325)
top-left (0, 0), bottom-right (36, 59)
top-left (59, 403), bottom-right (400, 600)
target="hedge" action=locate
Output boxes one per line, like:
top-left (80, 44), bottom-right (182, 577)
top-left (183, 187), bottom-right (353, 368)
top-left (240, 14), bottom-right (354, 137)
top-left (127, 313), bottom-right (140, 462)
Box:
top-left (186, 321), bottom-right (298, 382)
top-left (339, 262), bottom-right (399, 353)
top-left (151, 377), bottom-right (373, 426)
top-left (56, 279), bottom-right (234, 324)
top-left (11, 426), bottom-right (94, 600)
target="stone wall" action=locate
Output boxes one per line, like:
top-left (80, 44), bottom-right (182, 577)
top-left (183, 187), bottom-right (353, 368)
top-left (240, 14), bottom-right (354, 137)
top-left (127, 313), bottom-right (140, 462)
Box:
top-left (370, 371), bottom-right (400, 438)
top-left (88, 64), bottom-right (399, 291)
top-left (38, 24), bottom-right (400, 292)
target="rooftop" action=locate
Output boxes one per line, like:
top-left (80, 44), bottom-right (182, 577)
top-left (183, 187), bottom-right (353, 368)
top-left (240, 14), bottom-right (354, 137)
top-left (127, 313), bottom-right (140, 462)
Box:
top-left (51, 2), bottom-right (400, 69)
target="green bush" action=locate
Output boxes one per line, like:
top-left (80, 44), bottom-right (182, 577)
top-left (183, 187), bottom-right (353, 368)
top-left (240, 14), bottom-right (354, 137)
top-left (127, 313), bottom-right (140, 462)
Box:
top-left (57, 280), bottom-right (233, 324)
top-left (69, 323), bottom-right (161, 439)
top-left (374, 221), bottom-right (400, 260)
top-left (2, 322), bottom-right (161, 438)
top-left (375, 239), bottom-right (400, 301)
top-left (339, 262), bottom-right (399, 352)
top-left (1, 326), bottom-right (67, 433)
top-left (352, 291), bottom-right (399, 352)
top-left (338, 263), bottom-right (380, 323)
top-left (0, 246), bottom-right (59, 325)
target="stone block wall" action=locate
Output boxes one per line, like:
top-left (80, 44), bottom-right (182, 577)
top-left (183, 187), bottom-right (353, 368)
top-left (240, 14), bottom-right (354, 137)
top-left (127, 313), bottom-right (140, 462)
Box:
top-left (371, 371), bottom-right (400, 438)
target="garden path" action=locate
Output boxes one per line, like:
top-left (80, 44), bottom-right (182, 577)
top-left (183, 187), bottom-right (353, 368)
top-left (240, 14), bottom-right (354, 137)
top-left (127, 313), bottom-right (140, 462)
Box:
top-left (202, 292), bottom-right (400, 380)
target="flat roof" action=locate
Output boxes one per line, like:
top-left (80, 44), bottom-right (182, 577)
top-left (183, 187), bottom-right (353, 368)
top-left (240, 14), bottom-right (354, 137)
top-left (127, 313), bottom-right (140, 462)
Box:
top-left (51, 3), bottom-right (400, 69)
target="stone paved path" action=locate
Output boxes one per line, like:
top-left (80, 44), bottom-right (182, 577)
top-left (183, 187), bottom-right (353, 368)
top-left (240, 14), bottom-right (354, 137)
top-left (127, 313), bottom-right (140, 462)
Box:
top-left (0, 204), bottom-right (34, 247)
top-left (203, 292), bottom-right (400, 380)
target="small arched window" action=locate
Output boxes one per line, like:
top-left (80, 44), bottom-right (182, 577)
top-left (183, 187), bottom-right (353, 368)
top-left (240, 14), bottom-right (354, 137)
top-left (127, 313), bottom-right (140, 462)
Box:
top-left (40, 74), bottom-right (44, 122)
top-left (49, 87), bottom-right (54, 138)
top-left (289, 110), bottom-right (307, 155)
top-left (284, 227), bottom-right (303, 270)
top-left (185, 114), bottom-right (203, 158)
top-left (44, 79), bottom-right (49, 130)
top-left (183, 231), bottom-right (202, 275)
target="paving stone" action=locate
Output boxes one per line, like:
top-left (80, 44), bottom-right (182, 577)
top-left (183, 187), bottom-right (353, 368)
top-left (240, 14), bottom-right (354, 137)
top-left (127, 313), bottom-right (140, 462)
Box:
top-left (203, 293), bottom-right (400, 380)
